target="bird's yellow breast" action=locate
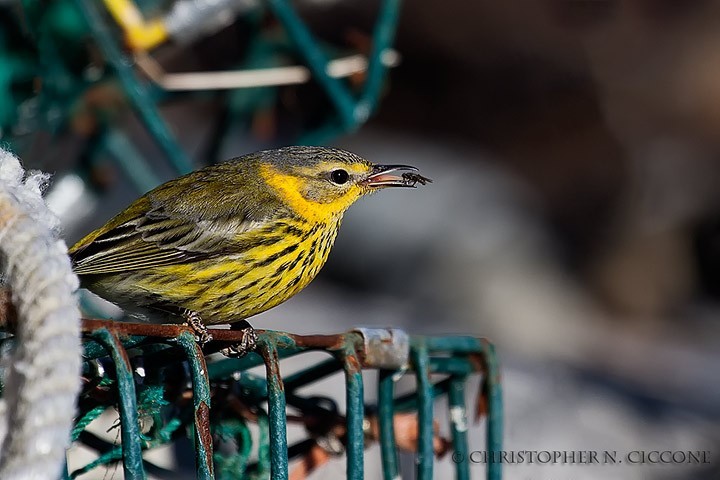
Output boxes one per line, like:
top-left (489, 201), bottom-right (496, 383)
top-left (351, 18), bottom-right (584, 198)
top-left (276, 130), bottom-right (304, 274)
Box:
top-left (95, 216), bottom-right (341, 324)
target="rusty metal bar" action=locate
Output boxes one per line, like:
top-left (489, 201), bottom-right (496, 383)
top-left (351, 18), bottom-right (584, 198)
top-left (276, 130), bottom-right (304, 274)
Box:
top-left (174, 332), bottom-right (214, 480)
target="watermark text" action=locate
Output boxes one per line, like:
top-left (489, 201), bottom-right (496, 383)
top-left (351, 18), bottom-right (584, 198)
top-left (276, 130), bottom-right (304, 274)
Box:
top-left (450, 450), bottom-right (710, 465)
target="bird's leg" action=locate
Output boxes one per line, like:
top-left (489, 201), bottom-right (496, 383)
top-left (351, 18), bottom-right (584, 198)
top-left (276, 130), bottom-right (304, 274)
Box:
top-left (182, 309), bottom-right (213, 345)
top-left (220, 320), bottom-right (258, 358)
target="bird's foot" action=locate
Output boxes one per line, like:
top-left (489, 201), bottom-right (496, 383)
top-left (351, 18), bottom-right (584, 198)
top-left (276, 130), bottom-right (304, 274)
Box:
top-left (220, 321), bottom-right (257, 358)
top-left (182, 309), bottom-right (213, 345)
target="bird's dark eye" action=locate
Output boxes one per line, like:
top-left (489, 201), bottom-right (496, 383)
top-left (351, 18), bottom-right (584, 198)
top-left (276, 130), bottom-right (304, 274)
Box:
top-left (330, 169), bottom-right (349, 185)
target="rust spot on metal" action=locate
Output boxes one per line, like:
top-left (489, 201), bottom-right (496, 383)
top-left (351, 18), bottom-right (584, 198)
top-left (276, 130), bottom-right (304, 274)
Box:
top-left (202, 327), bottom-right (259, 343)
top-left (195, 401), bottom-right (214, 471)
top-left (81, 320), bottom-right (370, 359)
top-left (260, 343), bottom-right (284, 392)
top-left (473, 339), bottom-right (503, 422)
top-left (475, 382), bottom-right (489, 421)
top-left (343, 352), bottom-right (362, 375)
top-left (468, 351), bottom-right (489, 420)
top-left (109, 330), bottom-right (133, 371)
top-left (355, 348), bottom-right (368, 367)
top-left (467, 353), bottom-right (484, 373)
top-left (480, 338), bottom-right (502, 386)
top-left (286, 333), bottom-right (346, 351)
top-left (83, 318), bottom-right (189, 339)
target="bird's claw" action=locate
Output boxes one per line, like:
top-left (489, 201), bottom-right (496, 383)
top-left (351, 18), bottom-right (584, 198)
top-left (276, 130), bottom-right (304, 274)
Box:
top-left (183, 309), bottom-right (213, 345)
top-left (220, 327), bottom-right (258, 358)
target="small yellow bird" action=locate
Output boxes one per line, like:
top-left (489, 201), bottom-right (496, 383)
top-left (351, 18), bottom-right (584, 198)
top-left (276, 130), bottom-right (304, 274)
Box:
top-left (69, 146), bottom-right (430, 353)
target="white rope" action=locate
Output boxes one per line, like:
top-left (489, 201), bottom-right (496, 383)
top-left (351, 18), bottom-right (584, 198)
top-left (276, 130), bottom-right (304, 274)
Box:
top-left (0, 148), bottom-right (81, 479)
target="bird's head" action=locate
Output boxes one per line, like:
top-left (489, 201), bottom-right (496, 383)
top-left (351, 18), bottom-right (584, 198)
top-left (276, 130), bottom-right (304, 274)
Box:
top-left (256, 146), bottom-right (432, 221)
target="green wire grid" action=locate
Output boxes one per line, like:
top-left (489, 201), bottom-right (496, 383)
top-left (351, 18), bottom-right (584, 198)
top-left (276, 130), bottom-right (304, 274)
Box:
top-left (51, 319), bottom-right (503, 479)
top-left (4, 0), bottom-right (403, 192)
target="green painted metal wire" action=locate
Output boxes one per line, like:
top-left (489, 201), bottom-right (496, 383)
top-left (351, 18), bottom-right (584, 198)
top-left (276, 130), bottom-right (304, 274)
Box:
top-left (74, 0), bottom-right (194, 177)
top-left (90, 328), bottom-right (147, 480)
top-left (68, 328), bottom-right (502, 479)
top-left (448, 377), bottom-right (471, 480)
top-left (0, 321), bottom-right (503, 479)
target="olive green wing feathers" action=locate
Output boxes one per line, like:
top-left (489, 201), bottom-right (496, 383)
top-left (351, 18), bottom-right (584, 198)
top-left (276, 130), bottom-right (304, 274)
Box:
top-left (70, 164), bottom-right (282, 275)
top-left (70, 209), bottom-right (255, 275)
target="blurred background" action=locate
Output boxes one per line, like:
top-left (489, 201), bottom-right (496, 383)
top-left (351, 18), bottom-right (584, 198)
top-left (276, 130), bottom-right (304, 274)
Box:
top-left (2, 0), bottom-right (719, 479)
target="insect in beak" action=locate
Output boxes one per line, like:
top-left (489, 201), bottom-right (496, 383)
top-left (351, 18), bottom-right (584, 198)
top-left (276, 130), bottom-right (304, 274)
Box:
top-left (363, 164), bottom-right (433, 188)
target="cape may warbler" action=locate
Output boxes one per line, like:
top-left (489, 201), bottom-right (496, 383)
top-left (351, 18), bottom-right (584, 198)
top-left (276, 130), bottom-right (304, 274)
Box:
top-left (69, 146), bottom-right (431, 352)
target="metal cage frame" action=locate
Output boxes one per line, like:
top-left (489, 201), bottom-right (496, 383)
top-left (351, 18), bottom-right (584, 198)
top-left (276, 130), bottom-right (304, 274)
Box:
top-left (70, 319), bottom-right (503, 480)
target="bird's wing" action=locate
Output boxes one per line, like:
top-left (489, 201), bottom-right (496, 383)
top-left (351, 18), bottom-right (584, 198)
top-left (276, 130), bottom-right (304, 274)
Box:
top-left (70, 207), bottom-right (270, 275)
top-left (69, 175), bottom-right (280, 275)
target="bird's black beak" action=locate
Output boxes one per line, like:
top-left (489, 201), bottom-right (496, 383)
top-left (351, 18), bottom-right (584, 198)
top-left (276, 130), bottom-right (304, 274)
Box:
top-left (362, 164), bottom-right (433, 188)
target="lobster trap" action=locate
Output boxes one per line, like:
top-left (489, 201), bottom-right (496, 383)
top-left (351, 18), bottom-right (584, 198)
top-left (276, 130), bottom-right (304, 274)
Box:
top-left (1, 2), bottom-right (504, 478)
top-left (65, 320), bottom-right (503, 479)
